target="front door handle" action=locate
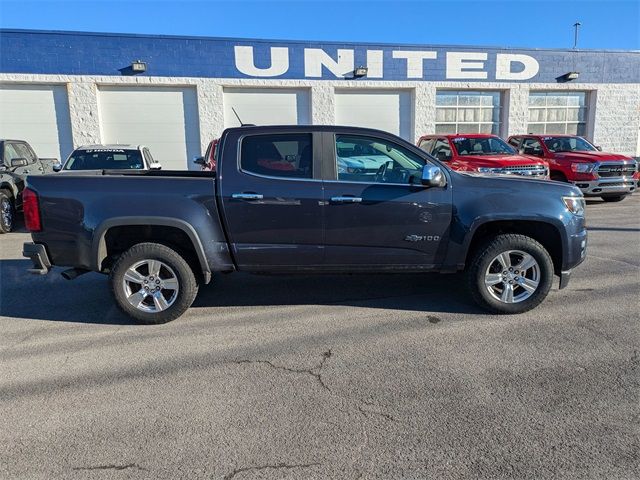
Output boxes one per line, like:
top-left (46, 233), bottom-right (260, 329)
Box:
top-left (232, 193), bottom-right (264, 200)
top-left (330, 196), bottom-right (362, 203)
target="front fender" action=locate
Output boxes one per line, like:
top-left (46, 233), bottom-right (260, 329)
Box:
top-left (444, 173), bottom-right (584, 270)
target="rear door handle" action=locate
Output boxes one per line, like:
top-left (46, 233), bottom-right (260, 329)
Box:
top-left (232, 193), bottom-right (264, 200)
top-left (330, 196), bottom-right (362, 203)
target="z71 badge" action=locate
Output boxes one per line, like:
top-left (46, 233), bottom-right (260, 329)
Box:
top-left (404, 234), bottom-right (440, 242)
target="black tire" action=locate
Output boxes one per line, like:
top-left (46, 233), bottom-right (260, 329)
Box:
top-left (466, 234), bottom-right (554, 314)
top-left (601, 195), bottom-right (626, 202)
top-left (0, 190), bottom-right (15, 234)
top-left (110, 242), bottom-right (199, 324)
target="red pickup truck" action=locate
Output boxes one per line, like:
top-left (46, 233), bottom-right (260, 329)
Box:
top-left (507, 135), bottom-right (637, 202)
top-left (194, 138), bottom-right (219, 171)
top-left (417, 134), bottom-right (549, 179)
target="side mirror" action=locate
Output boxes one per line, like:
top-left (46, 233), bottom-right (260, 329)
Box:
top-left (595, 145), bottom-right (602, 151)
top-left (10, 158), bottom-right (28, 168)
top-left (149, 162), bottom-right (162, 170)
top-left (421, 165), bottom-right (447, 188)
top-left (52, 163), bottom-right (63, 172)
top-left (193, 156), bottom-right (206, 166)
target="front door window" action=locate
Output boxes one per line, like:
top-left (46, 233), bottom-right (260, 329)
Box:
top-left (335, 134), bottom-right (425, 185)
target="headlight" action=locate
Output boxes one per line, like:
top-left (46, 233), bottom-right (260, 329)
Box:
top-left (563, 196), bottom-right (585, 216)
top-left (571, 163), bottom-right (596, 173)
top-left (477, 167), bottom-right (501, 174)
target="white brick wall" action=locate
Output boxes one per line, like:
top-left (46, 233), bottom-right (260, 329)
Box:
top-left (1, 74), bottom-right (639, 156)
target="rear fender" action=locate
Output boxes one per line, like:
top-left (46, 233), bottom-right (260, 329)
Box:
top-left (92, 217), bottom-right (212, 283)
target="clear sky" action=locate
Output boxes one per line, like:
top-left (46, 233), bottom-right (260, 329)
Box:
top-left (0, 0), bottom-right (638, 50)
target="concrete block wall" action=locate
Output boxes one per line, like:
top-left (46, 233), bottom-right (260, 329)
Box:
top-left (1, 73), bottom-right (639, 157)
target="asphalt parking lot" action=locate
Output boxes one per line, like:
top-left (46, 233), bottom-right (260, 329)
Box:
top-left (0, 195), bottom-right (638, 480)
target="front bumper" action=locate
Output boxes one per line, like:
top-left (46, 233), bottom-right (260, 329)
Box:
top-left (22, 242), bottom-right (51, 275)
top-left (559, 228), bottom-right (587, 289)
top-left (572, 178), bottom-right (636, 196)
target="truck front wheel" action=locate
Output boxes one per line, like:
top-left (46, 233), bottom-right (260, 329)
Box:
top-left (466, 234), bottom-right (554, 314)
top-left (110, 242), bottom-right (199, 324)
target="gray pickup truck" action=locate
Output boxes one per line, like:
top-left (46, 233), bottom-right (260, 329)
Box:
top-left (23, 126), bottom-right (588, 324)
top-left (0, 139), bottom-right (58, 233)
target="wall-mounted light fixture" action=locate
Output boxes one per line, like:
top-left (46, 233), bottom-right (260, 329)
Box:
top-left (561, 71), bottom-right (580, 81)
top-left (131, 60), bottom-right (147, 73)
top-left (352, 66), bottom-right (368, 78)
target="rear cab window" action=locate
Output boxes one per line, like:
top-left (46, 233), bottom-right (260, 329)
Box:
top-left (64, 148), bottom-right (144, 170)
top-left (240, 133), bottom-right (312, 179)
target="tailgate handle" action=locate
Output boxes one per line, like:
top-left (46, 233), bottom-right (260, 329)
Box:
top-left (232, 193), bottom-right (264, 200)
top-left (330, 196), bottom-right (362, 203)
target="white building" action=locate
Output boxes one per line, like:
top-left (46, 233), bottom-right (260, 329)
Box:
top-left (1, 29), bottom-right (639, 168)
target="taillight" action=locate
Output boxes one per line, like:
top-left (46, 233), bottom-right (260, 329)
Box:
top-left (22, 188), bottom-right (42, 232)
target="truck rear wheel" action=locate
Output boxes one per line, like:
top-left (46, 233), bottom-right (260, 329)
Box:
top-left (0, 190), bottom-right (15, 234)
top-left (110, 242), bottom-right (199, 324)
top-left (601, 195), bottom-right (626, 202)
top-left (466, 234), bottom-right (554, 314)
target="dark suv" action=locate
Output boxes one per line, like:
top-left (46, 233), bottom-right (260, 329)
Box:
top-left (0, 139), bottom-right (57, 233)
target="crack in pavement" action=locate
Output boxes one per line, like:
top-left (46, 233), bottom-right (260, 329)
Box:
top-left (72, 463), bottom-right (147, 472)
top-left (233, 349), bottom-right (332, 391)
top-left (357, 404), bottom-right (399, 423)
top-left (222, 462), bottom-right (321, 480)
top-left (234, 350), bottom-right (400, 425)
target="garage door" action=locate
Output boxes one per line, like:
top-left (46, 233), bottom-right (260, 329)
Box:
top-left (0, 84), bottom-right (73, 161)
top-left (223, 88), bottom-right (310, 128)
top-left (98, 86), bottom-right (200, 170)
top-left (335, 89), bottom-right (413, 140)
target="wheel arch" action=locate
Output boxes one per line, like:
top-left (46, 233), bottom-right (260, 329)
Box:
top-left (93, 217), bottom-right (212, 283)
top-left (463, 219), bottom-right (565, 275)
top-left (0, 182), bottom-right (18, 198)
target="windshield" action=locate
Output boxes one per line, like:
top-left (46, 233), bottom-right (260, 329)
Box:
top-left (543, 136), bottom-right (596, 153)
top-left (64, 149), bottom-right (144, 170)
top-left (451, 137), bottom-right (515, 156)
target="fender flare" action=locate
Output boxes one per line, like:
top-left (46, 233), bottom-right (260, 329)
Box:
top-left (459, 215), bottom-right (567, 267)
top-left (92, 216), bottom-right (212, 283)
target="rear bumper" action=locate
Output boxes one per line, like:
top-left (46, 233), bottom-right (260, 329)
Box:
top-left (22, 242), bottom-right (51, 275)
top-left (572, 178), bottom-right (636, 196)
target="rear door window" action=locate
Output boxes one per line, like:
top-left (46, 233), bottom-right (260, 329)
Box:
top-left (521, 138), bottom-right (544, 156)
top-left (508, 137), bottom-right (522, 148)
top-left (14, 143), bottom-right (37, 163)
top-left (418, 138), bottom-right (435, 153)
top-left (4, 143), bottom-right (21, 162)
top-left (240, 134), bottom-right (312, 179)
top-left (431, 139), bottom-right (453, 161)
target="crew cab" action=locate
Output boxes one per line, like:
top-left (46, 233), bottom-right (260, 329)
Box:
top-left (58, 144), bottom-right (161, 171)
top-left (0, 139), bottom-right (57, 233)
top-left (417, 134), bottom-right (549, 178)
top-left (23, 126), bottom-right (587, 324)
top-left (507, 135), bottom-right (637, 202)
